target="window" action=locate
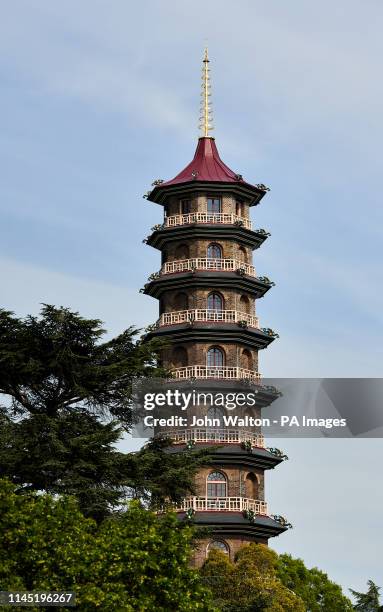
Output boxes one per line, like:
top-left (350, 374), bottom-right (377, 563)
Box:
top-left (241, 349), bottom-right (253, 370)
top-left (207, 243), bottom-right (222, 259)
top-left (207, 406), bottom-right (224, 420)
top-left (207, 472), bottom-right (227, 498)
top-left (207, 197), bottom-right (221, 213)
top-left (174, 292), bottom-right (188, 310)
top-left (235, 200), bottom-right (242, 216)
top-left (206, 406), bottom-right (224, 432)
top-left (180, 199), bottom-right (191, 215)
top-left (238, 246), bottom-right (247, 263)
top-left (245, 473), bottom-right (259, 499)
top-left (207, 346), bottom-right (225, 367)
top-left (207, 540), bottom-right (229, 555)
top-left (175, 243), bottom-right (189, 260)
top-left (239, 294), bottom-right (250, 313)
top-left (207, 292), bottom-right (224, 311)
top-left (172, 346), bottom-right (188, 368)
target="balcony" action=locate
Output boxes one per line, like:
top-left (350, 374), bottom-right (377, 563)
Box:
top-left (162, 258), bottom-right (256, 277)
top-left (172, 365), bottom-right (261, 382)
top-left (177, 496), bottom-right (268, 515)
top-left (158, 309), bottom-right (259, 329)
top-left (164, 429), bottom-right (265, 448)
top-left (164, 212), bottom-right (252, 230)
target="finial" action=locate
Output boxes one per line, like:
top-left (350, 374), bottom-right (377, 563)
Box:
top-left (199, 47), bottom-right (213, 137)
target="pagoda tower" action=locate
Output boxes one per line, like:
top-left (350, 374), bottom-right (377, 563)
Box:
top-left (142, 50), bottom-right (289, 566)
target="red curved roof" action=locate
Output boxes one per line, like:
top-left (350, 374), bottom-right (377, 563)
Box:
top-left (162, 137), bottom-right (239, 185)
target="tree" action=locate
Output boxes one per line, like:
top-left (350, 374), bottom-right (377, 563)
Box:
top-left (124, 435), bottom-right (212, 508)
top-left (0, 304), bottom-right (164, 427)
top-left (0, 306), bottom-right (210, 519)
top-left (200, 543), bottom-right (305, 611)
top-left (0, 479), bottom-right (215, 611)
top-left (277, 553), bottom-right (353, 611)
top-left (350, 580), bottom-right (383, 611)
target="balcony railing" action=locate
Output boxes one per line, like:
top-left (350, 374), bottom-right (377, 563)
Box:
top-left (164, 429), bottom-right (265, 448)
top-left (177, 496), bottom-right (268, 515)
top-left (172, 365), bottom-right (261, 382)
top-left (158, 309), bottom-right (259, 328)
top-left (164, 212), bottom-right (252, 230)
top-left (162, 258), bottom-right (256, 277)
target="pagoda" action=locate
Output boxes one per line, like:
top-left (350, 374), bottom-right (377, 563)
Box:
top-left (142, 50), bottom-right (289, 565)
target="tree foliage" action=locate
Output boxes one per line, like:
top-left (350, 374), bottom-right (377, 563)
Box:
top-left (350, 580), bottom-right (383, 611)
top-left (0, 306), bottom-right (210, 519)
top-left (0, 479), bottom-right (214, 611)
top-left (277, 553), bottom-right (353, 611)
top-left (0, 305), bottom-right (164, 427)
top-left (200, 544), bottom-right (305, 611)
top-left (125, 436), bottom-right (212, 508)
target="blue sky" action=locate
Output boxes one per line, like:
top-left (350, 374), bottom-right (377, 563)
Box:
top-left (1, 0), bottom-right (382, 597)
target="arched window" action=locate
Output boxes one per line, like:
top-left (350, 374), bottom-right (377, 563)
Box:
top-left (207, 471), bottom-right (227, 498)
top-left (172, 346), bottom-right (188, 368)
top-left (207, 243), bottom-right (222, 259)
top-left (239, 294), bottom-right (250, 313)
top-left (207, 346), bottom-right (225, 368)
top-left (235, 201), bottom-right (242, 216)
top-left (206, 406), bottom-right (224, 434)
top-left (245, 472), bottom-right (259, 499)
top-left (207, 406), bottom-right (224, 420)
top-left (207, 540), bottom-right (229, 555)
top-left (207, 292), bottom-right (224, 311)
top-left (241, 349), bottom-right (253, 370)
top-left (174, 292), bottom-right (188, 311)
top-left (175, 243), bottom-right (189, 260)
top-left (238, 246), bottom-right (248, 263)
top-left (180, 199), bottom-right (191, 215)
top-left (207, 197), bottom-right (221, 213)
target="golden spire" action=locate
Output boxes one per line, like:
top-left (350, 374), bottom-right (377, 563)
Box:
top-left (199, 47), bottom-right (213, 137)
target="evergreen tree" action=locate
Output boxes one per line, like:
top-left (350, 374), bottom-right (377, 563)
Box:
top-left (0, 305), bottom-right (209, 519)
top-left (0, 304), bottom-right (163, 427)
top-left (350, 580), bottom-right (383, 611)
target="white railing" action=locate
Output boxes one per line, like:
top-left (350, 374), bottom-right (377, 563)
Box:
top-left (158, 309), bottom-right (259, 328)
top-left (162, 258), bottom-right (256, 277)
top-left (177, 496), bottom-right (268, 515)
top-left (172, 366), bottom-right (261, 382)
top-left (164, 429), bottom-right (265, 447)
top-left (164, 212), bottom-right (252, 230)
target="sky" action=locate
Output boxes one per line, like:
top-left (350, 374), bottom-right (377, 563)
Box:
top-left (1, 0), bottom-right (382, 598)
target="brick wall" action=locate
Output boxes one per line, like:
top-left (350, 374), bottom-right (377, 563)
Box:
top-left (164, 193), bottom-right (251, 219)
top-left (164, 239), bottom-right (253, 263)
top-left (160, 288), bottom-right (256, 314)
top-left (161, 342), bottom-right (259, 371)
top-left (195, 465), bottom-right (264, 499)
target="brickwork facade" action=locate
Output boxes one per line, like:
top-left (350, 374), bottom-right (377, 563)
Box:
top-left (161, 342), bottom-right (259, 371)
top-left (163, 239), bottom-right (252, 264)
top-left (165, 193), bottom-right (250, 219)
top-left (160, 288), bottom-right (256, 315)
top-left (194, 466), bottom-right (264, 500)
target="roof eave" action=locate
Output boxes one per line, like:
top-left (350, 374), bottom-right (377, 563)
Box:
top-left (147, 180), bottom-right (267, 206)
